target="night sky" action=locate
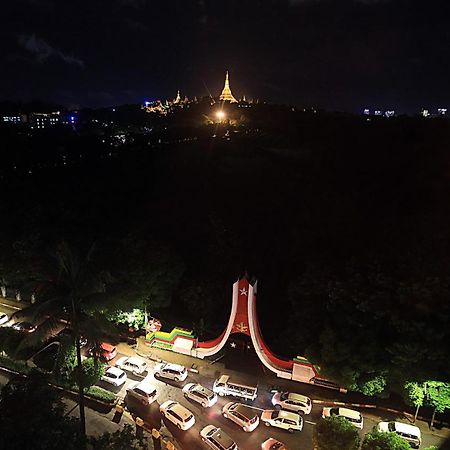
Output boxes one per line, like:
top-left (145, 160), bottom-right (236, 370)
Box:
top-left (1, 0), bottom-right (450, 112)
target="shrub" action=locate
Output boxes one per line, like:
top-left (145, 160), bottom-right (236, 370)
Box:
top-left (0, 355), bottom-right (31, 374)
top-left (85, 386), bottom-right (116, 404)
top-left (362, 429), bottom-right (411, 450)
top-left (314, 416), bottom-right (360, 450)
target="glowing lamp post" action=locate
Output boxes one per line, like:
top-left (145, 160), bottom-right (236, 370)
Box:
top-left (215, 110), bottom-right (226, 122)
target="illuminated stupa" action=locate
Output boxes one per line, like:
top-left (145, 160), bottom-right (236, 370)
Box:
top-left (219, 71), bottom-right (238, 103)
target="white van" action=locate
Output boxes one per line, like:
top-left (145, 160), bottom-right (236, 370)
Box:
top-left (213, 375), bottom-right (257, 401)
top-left (378, 421), bottom-right (421, 448)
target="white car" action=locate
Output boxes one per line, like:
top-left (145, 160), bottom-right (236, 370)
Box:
top-left (126, 380), bottom-right (158, 405)
top-left (101, 366), bottom-right (127, 387)
top-left (160, 400), bottom-right (195, 430)
top-left (154, 362), bottom-right (188, 382)
top-left (377, 421), bottom-right (421, 448)
top-left (261, 410), bottom-right (303, 433)
top-left (0, 313), bottom-right (9, 325)
top-left (182, 383), bottom-right (217, 407)
top-left (116, 356), bottom-right (148, 375)
top-left (200, 425), bottom-right (238, 450)
top-left (261, 438), bottom-right (288, 450)
top-left (271, 392), bottom-right (312, 414)
top-left (222, 402), bottom-right (259, 432)
top-left (322, 407), bottom-right (363, 429)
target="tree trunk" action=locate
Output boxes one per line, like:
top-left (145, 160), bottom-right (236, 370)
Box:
top-left (71, 296), bottom-right (86, 445)
top-left (414, 404), bottom-right (420, 423)
top-left (430, 407), bottom-right (436, 429)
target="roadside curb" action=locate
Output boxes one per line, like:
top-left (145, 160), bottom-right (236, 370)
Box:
top-left (116, 400), bottom-right (179, 449)
top-left (313, 399), bottom-right (376, 409)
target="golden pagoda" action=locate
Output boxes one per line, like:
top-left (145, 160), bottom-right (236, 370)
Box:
top-left (219, 71), bottom-right (238, 103)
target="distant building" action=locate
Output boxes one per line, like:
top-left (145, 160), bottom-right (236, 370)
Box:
top-left (2, 115), bottom-right (23, 124)
top-left (29, 111), bottom-right (61, 129)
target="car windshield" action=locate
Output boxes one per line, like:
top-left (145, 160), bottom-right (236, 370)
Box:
top-left (388, 422), bottom-right (396, 432)
top-left (271, 411), bottom-right (278, 419)
top-left (280, 392), bottom-right (289, 400)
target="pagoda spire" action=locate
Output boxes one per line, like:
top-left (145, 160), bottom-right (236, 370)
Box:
top-left (219, 70), bottom-right (238, 103)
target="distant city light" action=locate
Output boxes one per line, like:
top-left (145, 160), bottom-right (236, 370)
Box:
top-left (422, 109), bottom-right (430, 118)
top-left (438, 108), bottom-right (447, 115)
top-left (385, 110), bottom-right (395, 118)
top-left (363, 109), bottom-right (370, 115)
top-left (374, 110), bottom-right (382, 116)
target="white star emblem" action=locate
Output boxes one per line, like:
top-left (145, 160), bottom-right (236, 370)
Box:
top-left (239, 287), bottom-right (248, 296)
top-left (230, 342), bottom-right (237, 348)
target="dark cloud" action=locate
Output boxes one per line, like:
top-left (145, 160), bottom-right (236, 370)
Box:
top-left (18, 34), bottom-right (84, 67)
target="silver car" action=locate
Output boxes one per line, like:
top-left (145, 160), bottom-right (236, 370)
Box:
top-left (154, 362), bottom-right (188, 382)
top-left (182, 383), bottom-right (217, 407)
top-left (200, 425), bottom-right (238, 450)
top-left (222, 402), bottom-right (259, 432)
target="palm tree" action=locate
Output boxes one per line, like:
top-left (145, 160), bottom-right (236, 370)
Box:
top-left (14, 241), bottom-right (113, 442)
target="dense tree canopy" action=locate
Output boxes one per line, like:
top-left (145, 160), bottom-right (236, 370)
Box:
top-left (361, 429), bottom-right (411, 450)
top-left (313, 416), bottom-right (360, 450)
top-left (0, 371), bottom-right (83, 450)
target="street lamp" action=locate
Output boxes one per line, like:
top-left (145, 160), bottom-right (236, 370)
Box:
top-left (215, 110), bottom-right (226, 121)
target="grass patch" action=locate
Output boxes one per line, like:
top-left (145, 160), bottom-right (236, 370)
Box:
top-left (0, 355), bottom-right (31, 374)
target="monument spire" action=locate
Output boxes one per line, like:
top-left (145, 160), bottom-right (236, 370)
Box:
top-left (219, 70), bottom-right (238, 103)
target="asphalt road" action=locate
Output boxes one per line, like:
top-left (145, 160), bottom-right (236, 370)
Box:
top-left (99, 354), bottom-right (311, 450)
top-left (98, 351), bottom-right (445, 450)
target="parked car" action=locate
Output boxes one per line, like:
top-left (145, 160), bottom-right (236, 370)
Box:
top-left (322, 407), bottom-right (363, 429)
top-left (12, 321), bottom-right (36, 333)
top-left (115, 356), bottom-right (148, 375)
top-left (261, 438), bottom-right (288, 450)
top-left (261, 410), bottom-right (303, 433)
top-left (377, 421), bottom-right (421, 448)
top-left (89, 343), bottom-right (117, 361)
top-left (126, 380), bottom-right (158, 405)
top-left (154, 362), bottom-right (187, 382)
top-left (101, 366), bottom-right (127, 387)
top-left (222, 402), bottom-right (259, 432)
top-left (160, 400), bottom-right (195, 430)
top-left (182, 383), bottom-right (217, 407)
top-left (200, 425), bottom-right (238, 450)
top-left (0, 313), bottom-right (9, 325)
top-left (271, 392), bottom-right (312, 414)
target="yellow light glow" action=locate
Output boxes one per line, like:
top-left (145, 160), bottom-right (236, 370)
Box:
top-left (215, 111), bottom-right (226, 120)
